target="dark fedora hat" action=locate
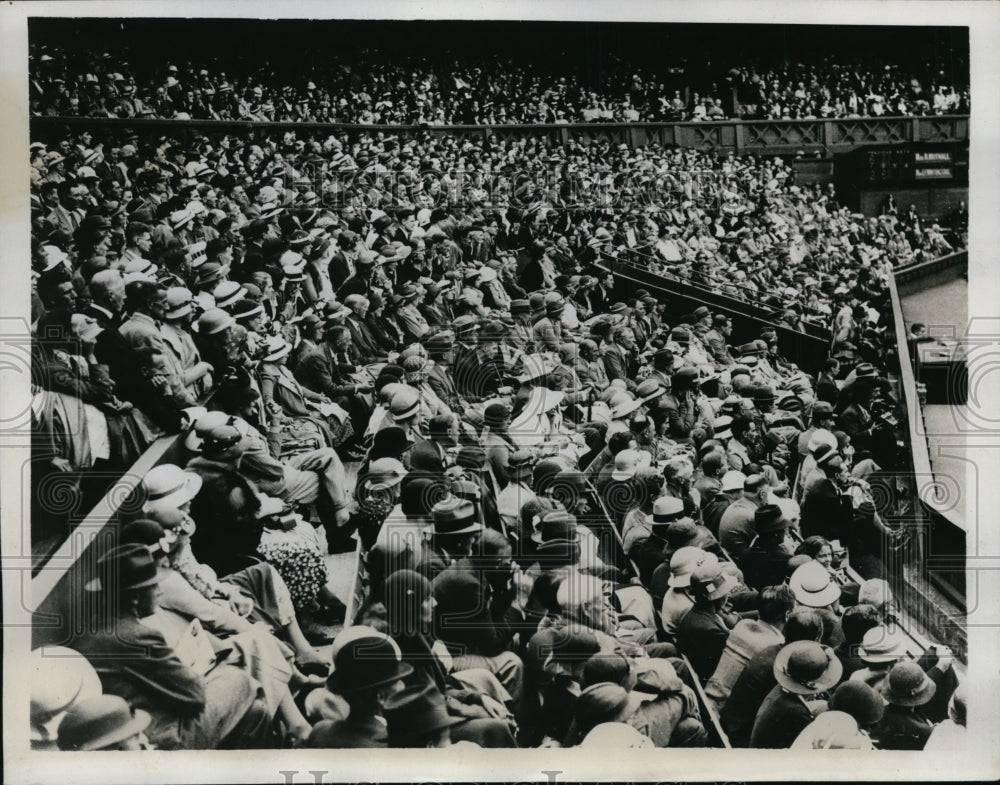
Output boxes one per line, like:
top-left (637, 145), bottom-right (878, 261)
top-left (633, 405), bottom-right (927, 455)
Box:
top-left (87, 543), bottom-right (166, 593)
top-left (430, 497), bottom-right (482, 536)
top-left (753, 503), bottom-right (792, 535)
top-left (383, 683), bottom-right (465, 745)
top-left (371, 425), bottom-right (413, 458)
top-left (531, 509), bottom-right (580, 545)
top-left (327, 633), bottom-right (414, 695)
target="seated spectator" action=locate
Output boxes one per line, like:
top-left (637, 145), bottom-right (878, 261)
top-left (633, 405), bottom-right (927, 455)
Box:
top-left (73, 544), bottom-right (272, 749)
top-left (749, 640), bottom-right (842, 748)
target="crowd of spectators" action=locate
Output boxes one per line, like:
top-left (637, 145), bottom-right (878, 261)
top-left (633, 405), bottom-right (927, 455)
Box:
top-left (30, 45), bottom-right (969, 123)
top-left (28, 120), bottom-right (964, 751)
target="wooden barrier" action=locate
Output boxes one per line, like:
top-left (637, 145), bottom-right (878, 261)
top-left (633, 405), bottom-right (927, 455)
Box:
top-left (31, 115), bottom-right (969, 156)
top-left (30, 432), bottom-right (187, 648)
top-left (681, 653), bottom-right (733, 749)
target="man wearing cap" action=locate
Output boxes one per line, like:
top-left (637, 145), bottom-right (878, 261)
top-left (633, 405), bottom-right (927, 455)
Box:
top-left (749, 640), bottom-right (842, 748)
top-left (719, 473), bottom-right (769, 559)
top-left (417, 497), bottom-right (484, 581)
top-left (630, 496), bottom-right (695, 587)
top-left (496, 450), bottom-right (537, 533)
top-left (675, 559), bottom-right (737, 681)
top-left (532, 293), bottom-right (568, 352)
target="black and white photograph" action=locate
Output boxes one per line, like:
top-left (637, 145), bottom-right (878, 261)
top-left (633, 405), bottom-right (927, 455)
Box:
top-left (2, 1), bottom-right (999, 782)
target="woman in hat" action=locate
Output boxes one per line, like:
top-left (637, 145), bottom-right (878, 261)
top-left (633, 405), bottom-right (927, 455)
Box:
top-left (871, 660), bottom-right (937, 750)
top-left (749, 640), bottom-right (843, 748)
top-left (258, 334), bottom-right (338, 449)
top-left (382, 569), bottom-right (517, 747)
top-left (30, 646), bottom-right (104, 750)
top-left (73, 543), bottom-right (273, 750)
top-left (306, 630), bottom-right (413, 748)
top-left (120, 518), bottom-right (315, 745)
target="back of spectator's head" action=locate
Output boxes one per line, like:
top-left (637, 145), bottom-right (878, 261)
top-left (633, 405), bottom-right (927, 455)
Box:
top-left (581, 652), bottom-right (633, 690)
top-left (840, 603), bottom-right (882, 645)
top-left (758, 584), bottom-right (796, 627)
top-left (700, 451), bottom-right (726, 478)
top-left (607, 430), bottom-right (635, 457)
top-left (858, 579), bottom-right (893, 615)
top-left (427, 413), bottom-right (456, 440)
top-left (124, 280), bottom-right (164, 314)
top-left (784, 609), bottom-right (824, 643)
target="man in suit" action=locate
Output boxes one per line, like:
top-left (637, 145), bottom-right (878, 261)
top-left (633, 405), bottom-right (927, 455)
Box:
top-left (425, 332), bottom-right (463, 413)
top-left (409, 414), bottom-right (458, 474)
top-left (719, 473), bottom-right (768, 560)
top-left (337, 249), bottom-right (378, 300)
top-left (675, 559), bottom-right (737, 682)
top-left (328, 230), bottom-right (358, 291)
top-left (737, 504), bottom-right (795, 592)
top-left (432, 529), bottom-right (525, 712)
top-left (720, 610), bottom-right (824, 746)
top-left (703, 314), bottom-right (736, 370)
top-left (84, 269), bottom-right (146, 404)
top-left (800, 443), bottom-right (855, 542)
top-left (118, 280), bottom-right (188, 404)
top-left (294, 323), bottom-right (374, 449)
top-left (343, 294), bottom-right (383, 363)
top-left (601, 326), bottom-right (638, 383)
top-left (417, 498), bottom-right (483, 582)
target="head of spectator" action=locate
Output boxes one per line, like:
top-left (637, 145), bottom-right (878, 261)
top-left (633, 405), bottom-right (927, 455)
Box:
top-left (881, 660), bottom-right (936, 709)
top-left (857, 626), bottom-right (910, 670)
top-left (858, 578), bottom-right (895, 620)
top-left (556, 572), bottom-right (616, 636)
top-left (383, 683), bottom-right (465, 748)
top-left (565, 682), bottom-right (644, 747)
top-left (758, 584), bottom-right (797, 632)
top-left (789, 559), bottom-right (840, 611)
top-left (773, 640), bottom-right (842, 697)
top-left (88, 269), bottom-right (126, 316)
top-left (690, 558), bottom-right (736, 612)
top-left (794, 535), bottom-right (834, 570)
top-left (427, 496), bottom-right (482, 558)
top-left (30, 646), bottom-right (103, 750)
top-left (57, 695), bottom-right (152, 751)
top-left (830, 681), bottom-right (885, 732)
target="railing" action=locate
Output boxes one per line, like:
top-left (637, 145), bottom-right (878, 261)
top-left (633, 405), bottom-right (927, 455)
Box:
top-left (609, 259), bottom-right (831, 375)
top-left (30, 115), bottom-right (969, 155)
top-left (30, 431), bottom-right (187, 648)
top-left (894, 249), bottom-right (968, 290)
